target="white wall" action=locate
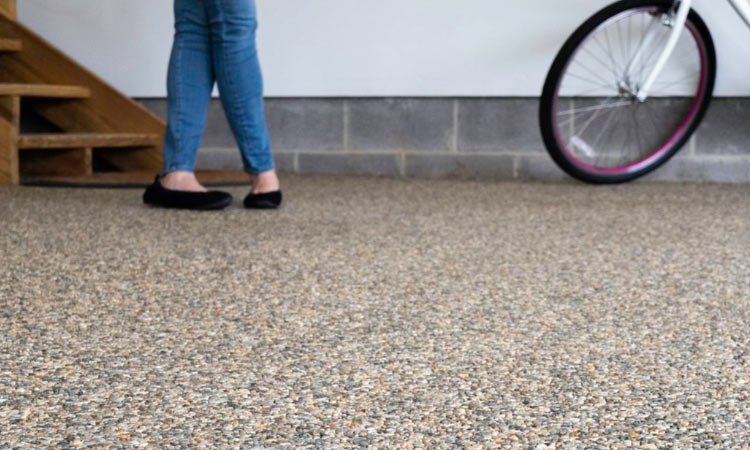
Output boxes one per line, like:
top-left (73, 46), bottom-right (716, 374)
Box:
top-left (17, 0), bottom-right (750, 97)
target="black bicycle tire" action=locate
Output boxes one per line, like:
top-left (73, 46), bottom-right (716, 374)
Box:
top-left (539, 0), bottom-right (717, 184)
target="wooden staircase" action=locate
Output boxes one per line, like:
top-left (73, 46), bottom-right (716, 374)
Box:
top-left (0, 0), bottom-right (165, 186)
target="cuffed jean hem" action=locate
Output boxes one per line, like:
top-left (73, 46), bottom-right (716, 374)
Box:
top-left (244, 161), bottom-right (276, 175)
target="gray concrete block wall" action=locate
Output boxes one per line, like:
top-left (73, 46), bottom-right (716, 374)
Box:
top-left (138, 98), bottom-right (750, 183)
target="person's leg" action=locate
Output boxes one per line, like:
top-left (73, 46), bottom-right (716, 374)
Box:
top-left (161, 0), bottom-right (215, 192)
top-left (205, 0), bottom-right (279, 194)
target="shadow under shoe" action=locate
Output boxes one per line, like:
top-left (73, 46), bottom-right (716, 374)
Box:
top-left (143, 176), bottom-right (233, 210)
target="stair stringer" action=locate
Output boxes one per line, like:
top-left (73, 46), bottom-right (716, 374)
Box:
top-left (0, 14), bottom-right (164, 176)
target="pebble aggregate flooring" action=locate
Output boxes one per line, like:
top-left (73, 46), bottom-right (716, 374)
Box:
top-left (1, 175), bottom-right (749, 449)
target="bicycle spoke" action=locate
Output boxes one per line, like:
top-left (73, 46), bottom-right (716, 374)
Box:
top-left (575, 98), bottom-right (621, 138)
top-left (588, 101), bottom-right (622, 153)
top-left (643, 101), bottom-right (667, 144)
top-left (582, 46), bottom-right (621, 81)
top-left (631, 105), bottom-right (647, 161)
top-left (556, 97), bottom-right (621, 128)
top-left (627, 15), bottom-right (632, 69)
top-left (623, 14), bottom-right (660, 80)
top-left (562, 72), bottom-right (615, 90)
top-left (651, 73), bottom-right (699, 89)
top-left (571, 60), bottom-right (616, 88)
top-left (603, 28), bottom-right (625, 75)
top-left (593, 34), bottom-right (624, 79)
top-left (557, 101), bottom-right (632, 116)
top-left (560, 86), bottom-right (619, 97)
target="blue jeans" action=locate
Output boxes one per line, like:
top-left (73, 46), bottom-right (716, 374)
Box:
top-left (163, 0), bottom-right (274, 175)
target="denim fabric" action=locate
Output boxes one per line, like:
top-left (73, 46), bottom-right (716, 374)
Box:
top-left (163, 0), bottom-right (274, 175)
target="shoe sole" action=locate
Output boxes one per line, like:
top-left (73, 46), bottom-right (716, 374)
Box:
top-left (197, 197), bottom-right (234, 210)
top-left (144, 196), bottom-right (233, 211)
top-left (244, 202), bottom-right (281, 210)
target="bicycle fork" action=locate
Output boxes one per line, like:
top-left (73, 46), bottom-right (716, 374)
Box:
top-left (634, 0), bottom-right (693, 102)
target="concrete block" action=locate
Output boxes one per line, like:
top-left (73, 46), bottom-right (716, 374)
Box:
top-left (202, 101), bottom-right (236, 148)
top-left (137, 98), bottom-right (166, 120)
top-left (137, 98), bottom-right (236, 148)
top-left (195, 147), bottom-right (296, 173)
top-left (516, 154), bottom-right (569, 181)
top-left (141, 98), bottom-right (346, 151)
top-left (137, 97), bottom-right (750, 183)
top-left (271, 152), bottom-right (296, 173)
top-left (696, 98), bottom-right (750, 156)
top-left (642, 156), bottom-right (750, 183)
top-left (348, 99), bottom-right (454, 151)
top-left (458, 98), bottom-right (544, 153)
top-left (298, 152), bottom-right (401, 177)
top-left (405, 153), bottom-right (515, 179)
top-left (195, 147), bottom-right (242, 170)
top-left (265, 99), bottom-right (344, 151)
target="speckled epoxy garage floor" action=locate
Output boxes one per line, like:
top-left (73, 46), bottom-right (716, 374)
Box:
top-left (1, 175), bottom-right (749, 448)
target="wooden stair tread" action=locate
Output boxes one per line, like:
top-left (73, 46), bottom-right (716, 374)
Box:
top-left (0, 83), bottom-right (90, 98)
top-left (0, 37), bottom-right (21, 51)
top-left (18, 132), bottom-right (162, 149)
top-left (0, 38), bottom-right (21, 51)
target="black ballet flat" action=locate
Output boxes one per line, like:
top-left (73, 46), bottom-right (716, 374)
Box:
top-left (143, 176), bottom-right (233, 210)
top-left (243, 190), bottom-right (282, 209)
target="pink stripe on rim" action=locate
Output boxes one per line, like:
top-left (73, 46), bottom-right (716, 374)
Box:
top-left (552, 9), bottom-right (709, 176)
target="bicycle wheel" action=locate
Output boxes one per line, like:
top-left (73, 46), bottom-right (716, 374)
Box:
top-left (539, 0), bottom-right (716, 184)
